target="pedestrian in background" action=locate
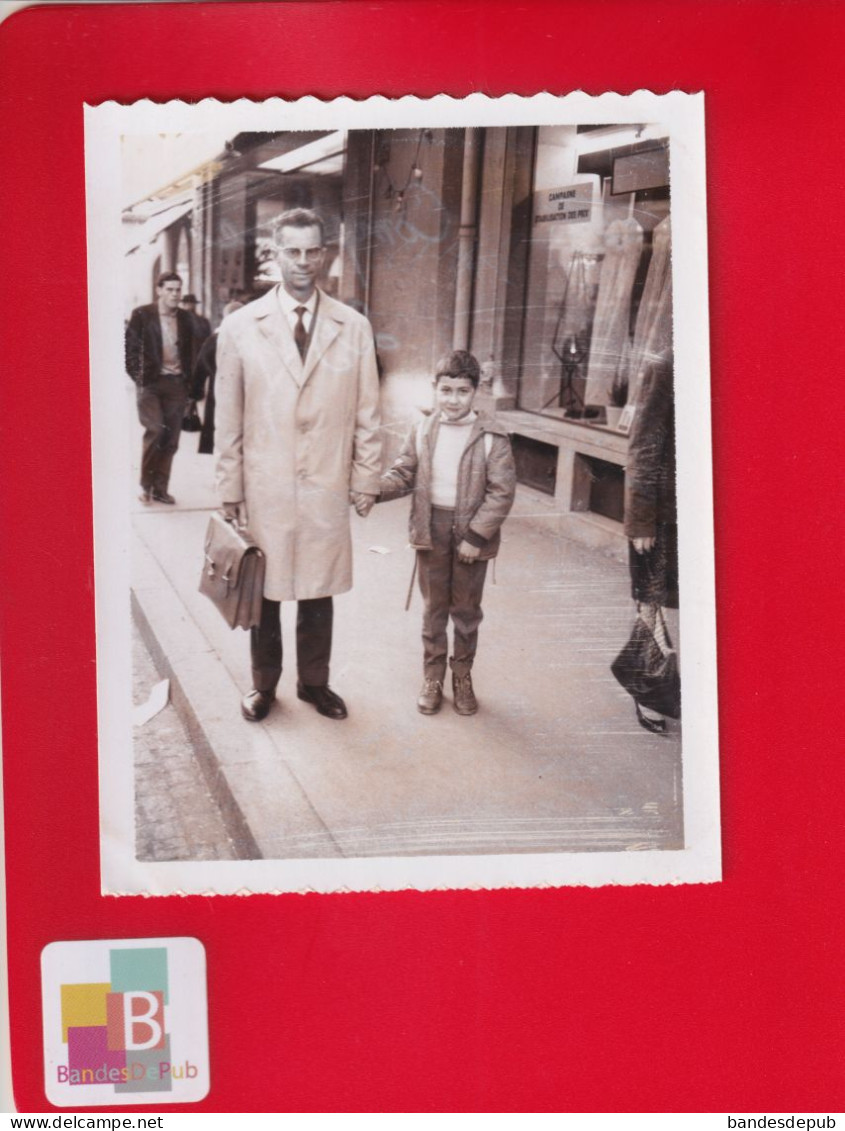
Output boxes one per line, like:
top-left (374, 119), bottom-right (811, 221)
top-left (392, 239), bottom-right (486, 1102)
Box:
top-left (378, 350), bottom-right (516, 717)
top-left (125, 271), bottom-right (195, 505)
top-left (180, 293), bottom-right (212, 367)
top-left (623, 348), bottom-right (679, 732)
top-left (215, 208), bottom-right (382, 724)
top-left (191, 300), bottom-right (244, 455)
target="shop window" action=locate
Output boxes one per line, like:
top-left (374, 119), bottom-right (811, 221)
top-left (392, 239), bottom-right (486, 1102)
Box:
top-left (512, 434), bottom-right (558, 496)
top-left (571, 453), bottom-right (625, 523)
top-left (516, 125), bottom-right (672, 424)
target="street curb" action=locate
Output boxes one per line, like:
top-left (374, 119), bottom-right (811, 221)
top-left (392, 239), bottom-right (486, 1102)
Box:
top-left (128, 496), bottom-right (683, 864)
top-left (131, 589), bottom-right (263, 861)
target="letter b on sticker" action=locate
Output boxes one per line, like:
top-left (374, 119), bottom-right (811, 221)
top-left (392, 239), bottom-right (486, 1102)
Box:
top-left (123, 991), bottom-right (165, 1050)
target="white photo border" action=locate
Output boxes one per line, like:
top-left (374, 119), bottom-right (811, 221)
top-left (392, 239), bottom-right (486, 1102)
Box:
top-left (85, 92), bottom-right (720, 894)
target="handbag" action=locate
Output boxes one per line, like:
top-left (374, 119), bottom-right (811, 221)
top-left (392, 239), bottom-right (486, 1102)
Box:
top-left (182, 401), bottom-right (202, 432)
top-left (198, 511), bottom-right (265, 630)
top-left (611, 607), bottom-right (681, 719)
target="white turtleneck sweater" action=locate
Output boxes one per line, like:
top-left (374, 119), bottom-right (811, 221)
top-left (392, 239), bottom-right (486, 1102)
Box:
top-left (430, 413), bottom-right (477, 507)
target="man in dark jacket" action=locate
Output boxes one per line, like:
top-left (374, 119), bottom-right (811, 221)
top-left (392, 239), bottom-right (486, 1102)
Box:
top-left (125, 271), bottom-right (195, 504)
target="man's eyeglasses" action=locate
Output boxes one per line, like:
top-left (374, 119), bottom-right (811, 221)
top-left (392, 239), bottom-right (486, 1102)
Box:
top-left (279, 247), bottom-right (324, 263)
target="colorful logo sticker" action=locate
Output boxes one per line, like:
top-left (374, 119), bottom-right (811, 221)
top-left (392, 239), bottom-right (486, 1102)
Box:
top-left (42, 938), bottom-right (209, 1106)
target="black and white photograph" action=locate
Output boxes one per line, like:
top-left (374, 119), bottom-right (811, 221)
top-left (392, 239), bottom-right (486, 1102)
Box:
top-left (85, 93), bottom-right (720, 894)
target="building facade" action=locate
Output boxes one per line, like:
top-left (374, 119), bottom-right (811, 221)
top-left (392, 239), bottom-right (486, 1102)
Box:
top-left (123, 124), bottom-right (673, 559)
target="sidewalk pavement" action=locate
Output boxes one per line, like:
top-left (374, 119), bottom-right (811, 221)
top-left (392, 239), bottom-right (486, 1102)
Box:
top-left (133, 620), bottom-right (237, 862)
top-left (130, 414), bottom-right (683, 862)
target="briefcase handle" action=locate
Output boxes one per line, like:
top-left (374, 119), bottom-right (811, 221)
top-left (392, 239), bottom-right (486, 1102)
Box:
top-left (203, 512), bottom-right (256, 588)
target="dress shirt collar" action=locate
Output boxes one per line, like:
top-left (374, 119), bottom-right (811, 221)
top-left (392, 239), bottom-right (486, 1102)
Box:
top-left (277, 285), bottom-right (318, 321)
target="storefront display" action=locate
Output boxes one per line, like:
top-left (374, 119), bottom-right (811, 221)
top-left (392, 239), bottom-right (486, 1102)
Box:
top-left (517, 124), bottom-right (671, 427)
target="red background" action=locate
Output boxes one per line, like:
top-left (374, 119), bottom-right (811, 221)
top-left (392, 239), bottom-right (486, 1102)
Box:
top-left (1, 0), bottom-right (843, 1113)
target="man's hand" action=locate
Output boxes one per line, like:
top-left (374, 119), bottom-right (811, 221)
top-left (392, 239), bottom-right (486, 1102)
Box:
top-left (222, 501), bottom-right (249, 528)
top-left (457, 539), bottom-right (481, 564)
top-left (350, 491), bottom-right (376, 517)
top-left (632, 536), bottom-right (656, 554)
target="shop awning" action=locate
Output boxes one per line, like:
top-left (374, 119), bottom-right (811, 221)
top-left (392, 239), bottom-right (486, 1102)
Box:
top-left (122, 131), bottom-right (234, 208)
top-left (258, 131), bottom-right (346, 175)
top-left (124, 197), bottom-right (193, 256)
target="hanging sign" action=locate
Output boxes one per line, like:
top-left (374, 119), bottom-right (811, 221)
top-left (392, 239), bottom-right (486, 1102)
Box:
top-left (534, 182), bottom-right (594, 225)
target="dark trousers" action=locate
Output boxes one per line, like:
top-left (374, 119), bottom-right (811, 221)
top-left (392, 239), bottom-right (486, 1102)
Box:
top-left (250, 596), bottom-right (333, 693)
top-left (136, 375), bottom-right (188, 491)
top-left (417, 507), bottom-right (488, 681)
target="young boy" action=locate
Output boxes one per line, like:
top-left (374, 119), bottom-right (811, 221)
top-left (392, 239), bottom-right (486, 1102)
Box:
top-left (379, 350), bottom-right (517, 715)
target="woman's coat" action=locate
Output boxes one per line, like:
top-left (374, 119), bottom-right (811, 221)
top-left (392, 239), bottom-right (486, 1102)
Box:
top-left (623, 350), bottom-right (677, 540)
top-left (215, 287), bottom-right (382, 602)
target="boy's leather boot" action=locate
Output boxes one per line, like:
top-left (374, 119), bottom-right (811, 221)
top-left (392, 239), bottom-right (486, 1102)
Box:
top-left (450, 657), bottom-right (478, 715)
top-left (417, 678), bottom-right (444, 715)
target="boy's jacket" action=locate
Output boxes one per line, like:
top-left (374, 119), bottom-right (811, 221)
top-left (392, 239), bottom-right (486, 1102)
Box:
top-left (379, 412), bottom-right (516, 560)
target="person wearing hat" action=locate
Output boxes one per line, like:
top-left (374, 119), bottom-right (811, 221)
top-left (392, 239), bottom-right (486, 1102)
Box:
top-left (191, 300), bottom-right (244, 455)
top-left (180, 293), bottom-right (212, 362)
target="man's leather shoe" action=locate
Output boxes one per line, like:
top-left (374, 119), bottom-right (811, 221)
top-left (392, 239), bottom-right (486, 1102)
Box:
top-left (241, 689), bottom-right (274, 722)
top-left (296, 682), bottom-right (348, 720)
top-left (417, 678), bottom-right (444, 715)
top-left (138, 489), bottom-right (152, 504)
top-left (151, 489), bottom-right (176, 505)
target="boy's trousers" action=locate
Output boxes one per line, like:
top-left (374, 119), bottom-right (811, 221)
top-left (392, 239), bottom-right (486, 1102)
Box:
top-left (417, 506), bottom-right (488, 681)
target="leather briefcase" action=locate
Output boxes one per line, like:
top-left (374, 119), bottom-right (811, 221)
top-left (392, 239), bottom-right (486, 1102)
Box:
top-left (199, 511), bottom-right (266, 630)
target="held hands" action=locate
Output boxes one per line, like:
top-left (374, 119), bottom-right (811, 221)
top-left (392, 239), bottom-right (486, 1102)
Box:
top-left (457, 539), bottom-right (481, 564)
top-left (632, 536), bottom-right (656, 554)
top-left (226, 496), bottom-right (375, 527)
top-left (350, 491), bottom-right (376, 517)
top-left (222, 501), bottom-right (249, 528)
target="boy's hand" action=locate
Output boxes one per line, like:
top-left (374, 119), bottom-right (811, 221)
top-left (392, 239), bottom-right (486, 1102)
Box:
top-left (457, 539), bottom-right (481, 564)
top-left (350, 491), bottom-right (376, 517)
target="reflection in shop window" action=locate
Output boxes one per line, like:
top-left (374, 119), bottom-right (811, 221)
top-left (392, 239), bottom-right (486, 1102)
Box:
top-left (518, 124), bottom-right (672, 427)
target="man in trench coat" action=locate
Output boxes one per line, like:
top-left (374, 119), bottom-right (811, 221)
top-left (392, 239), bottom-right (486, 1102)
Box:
top-left (215, 208), bottom-right (382, 722)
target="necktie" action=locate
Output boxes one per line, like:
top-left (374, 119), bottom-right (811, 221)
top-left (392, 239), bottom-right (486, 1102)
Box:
top-left (294, 305), bottom-right (308, 360)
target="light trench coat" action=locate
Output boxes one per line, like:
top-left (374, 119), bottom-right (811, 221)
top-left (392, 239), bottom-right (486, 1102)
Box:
top-left (215, 287), bottom-right (382, 602)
